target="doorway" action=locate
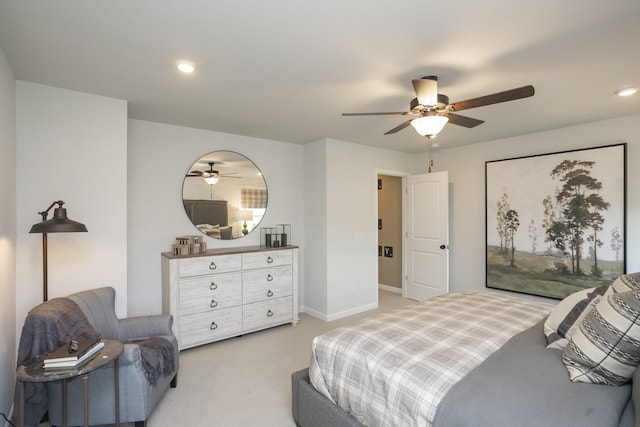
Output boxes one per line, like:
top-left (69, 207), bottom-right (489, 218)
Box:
top-left (377, 174), bottom-right (403, 294)
top-left (376, 171), bottom-right (451, 302)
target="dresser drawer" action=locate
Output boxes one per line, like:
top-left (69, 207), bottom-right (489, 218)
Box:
top-left (179, 307), bottom-right (243, 349)
top-left (179, 254), bottom-right (242, 277)
top-left (242, 249), bottom-right (292, 270)
top-left (242, 265), bottom-right (292, 304)
top-left (179, 273), bottom-right (242, 316)
top-left (243, 296), bottom-right (293, 331)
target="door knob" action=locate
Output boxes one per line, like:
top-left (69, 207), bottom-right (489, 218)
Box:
top-left (440, 244), bottom-right (446, 250)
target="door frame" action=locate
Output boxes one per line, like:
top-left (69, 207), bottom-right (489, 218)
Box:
top-left (375, 168), bottom-right (410, 299)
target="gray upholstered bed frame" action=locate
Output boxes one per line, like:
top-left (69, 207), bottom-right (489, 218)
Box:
top-left (291, 368), bottom-right (363, 427)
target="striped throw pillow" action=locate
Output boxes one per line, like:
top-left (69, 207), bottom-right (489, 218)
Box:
top-left (544, 286), bottom-right (607, 350)
top-left (562, 290), bottom-right (640, 385)
top-left (611, 272), bottom-right (640, 293)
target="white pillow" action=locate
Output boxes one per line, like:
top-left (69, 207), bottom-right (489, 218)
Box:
top-left (196, 223), bottom-right (219, 231)
top-left (544, 287), bottom-right (606, 349)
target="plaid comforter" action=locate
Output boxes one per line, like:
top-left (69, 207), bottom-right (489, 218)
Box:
top-left (309, 291), bottom-right (552, 427)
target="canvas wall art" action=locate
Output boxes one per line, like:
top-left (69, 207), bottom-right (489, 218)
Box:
top-left (485, 143), bottom-right (626, 299)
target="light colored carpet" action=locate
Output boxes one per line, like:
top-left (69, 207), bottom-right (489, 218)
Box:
top-left (41, 290), bottom-right (415, 427)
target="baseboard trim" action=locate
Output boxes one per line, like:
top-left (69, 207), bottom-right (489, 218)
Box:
top-left (300, 301), bottom-right (379, 322)
top-left (299, 306), bottom-right (329, 321)
top-left (378, 284), bottom-right (402, 294)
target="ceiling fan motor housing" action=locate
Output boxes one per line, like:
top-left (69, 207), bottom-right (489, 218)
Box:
top-left (410, 94), bottom-right (450, 114)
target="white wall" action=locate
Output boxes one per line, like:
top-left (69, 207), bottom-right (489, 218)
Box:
top-left (301, 140), bottom-right (328, 316)
top-left (424, 114), bottom-right (640, 301)
top-left (15, 82), bottom-right (129, 336)
top-left (127, 119), bottom-right (303, 316)
top-left (303, 139), bottom-right (417, 320)
top-left (0, 47), bottom-right (17, 419)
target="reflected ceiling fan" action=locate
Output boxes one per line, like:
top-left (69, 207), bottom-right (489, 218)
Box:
top-left (187, 162), bottom-right (240, 184)
top-left (342, 76), bottom-right (534, 138)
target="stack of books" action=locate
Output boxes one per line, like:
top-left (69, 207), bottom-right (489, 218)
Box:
top-left (43, 338), bottom-right (104, 372)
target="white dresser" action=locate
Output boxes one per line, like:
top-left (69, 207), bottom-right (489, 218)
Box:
top-left (162, 245), bottom-right (299, 350)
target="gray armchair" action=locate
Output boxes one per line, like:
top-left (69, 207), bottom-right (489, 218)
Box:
top-left (46, 287), bottom-right (178, 427)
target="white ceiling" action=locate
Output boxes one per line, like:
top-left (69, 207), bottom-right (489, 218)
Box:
top-left (1, 1), bottom-right (639, 154)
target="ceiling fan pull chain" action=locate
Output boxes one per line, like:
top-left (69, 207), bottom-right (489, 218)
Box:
top-left (428, 141), bottom-right (434, 173)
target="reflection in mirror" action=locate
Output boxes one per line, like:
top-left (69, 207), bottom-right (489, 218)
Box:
top-left (182, 151), bottom-right (267, 239)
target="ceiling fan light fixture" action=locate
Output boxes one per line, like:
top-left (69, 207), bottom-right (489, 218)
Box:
top-left (411, 115), bottom-right (449, 137)
top-left (204, 176), bottom-right (219, 185)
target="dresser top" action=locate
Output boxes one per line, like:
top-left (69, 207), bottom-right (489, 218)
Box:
top-left (162, 245), bottom-right (298, 259)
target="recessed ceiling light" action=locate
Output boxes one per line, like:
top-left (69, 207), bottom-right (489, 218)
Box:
top-left (176, 60), bottom-right (195, 74)
top-left (615, 87), bottom-right (638, 97)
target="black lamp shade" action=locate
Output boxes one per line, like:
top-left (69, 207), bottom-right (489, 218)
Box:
top-left (30, 207), bottom-right (88, 233)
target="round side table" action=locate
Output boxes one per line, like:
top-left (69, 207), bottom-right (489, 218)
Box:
top-left (16, 339), bottom-right (124, 427)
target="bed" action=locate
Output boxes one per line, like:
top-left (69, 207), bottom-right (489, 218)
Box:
top-left (183, 199), bottom-right (228, 228)
top-left (292, 284), bottom-right (640, 427)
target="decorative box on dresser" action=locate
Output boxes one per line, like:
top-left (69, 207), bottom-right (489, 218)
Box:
top-left (162, 245), bottom-right (299, 350)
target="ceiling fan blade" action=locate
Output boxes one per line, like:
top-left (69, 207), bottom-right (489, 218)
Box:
top-left (450, 85), bottom-right (535, 111)
top-left (342, 111), bottom-right (412, 116)
top-left (445, 113), bottom-right (485, 128)
top-left (412, 76), bottom-right (438, 106)
top-left (384, 119), bottom-right (414, 135)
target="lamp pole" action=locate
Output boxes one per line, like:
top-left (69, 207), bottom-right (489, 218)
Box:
top-left (36, 201), bottom-right (59, 302)
top-left (41, 232), bottom-right (49, 301)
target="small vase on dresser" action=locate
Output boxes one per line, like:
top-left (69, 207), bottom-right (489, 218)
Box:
top-left (161, 245), bottom-right (299, 350)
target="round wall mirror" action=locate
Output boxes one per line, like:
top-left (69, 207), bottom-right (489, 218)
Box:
top-left (182, 151), bottom-right (268, 239)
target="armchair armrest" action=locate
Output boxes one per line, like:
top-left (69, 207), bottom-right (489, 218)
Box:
top-left (118, 342), bottom-right (143, 367)
top-left (118, 314), bottom-right (174, 340)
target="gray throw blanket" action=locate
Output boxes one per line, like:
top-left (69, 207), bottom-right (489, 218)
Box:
top-left (13, 297), bottom-right (100, 427)
top-left (124, 336), bottom-right (176, 386)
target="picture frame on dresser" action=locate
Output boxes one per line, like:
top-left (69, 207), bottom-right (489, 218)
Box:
top-left (485, 143), bottom-right (626, 300)
top-left (162, 245), bottom-right (299, 350)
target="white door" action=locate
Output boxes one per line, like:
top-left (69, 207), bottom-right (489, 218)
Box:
top-left (405, 171), bottom-right (449, 301)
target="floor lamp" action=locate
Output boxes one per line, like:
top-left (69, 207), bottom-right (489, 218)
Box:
top-left (29, 200), bottom-right (87, 302)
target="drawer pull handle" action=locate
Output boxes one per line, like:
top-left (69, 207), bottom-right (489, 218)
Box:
top-left (267, 274), bottom-right (273, 282)
top-left (267, 256), bottom-right (274, 264)
top-left (209, 262), bottom-right (217, 270)
top-left (210, 299), bottom-right (218, 308)
top-left (267, 290), bottom-right (274, 298)
top-left (210, 282), bottom-right (218, 290)
top-left (210, 322), bottom-right (218, 330)
top-left (267, 310), bottom-right (274, 317)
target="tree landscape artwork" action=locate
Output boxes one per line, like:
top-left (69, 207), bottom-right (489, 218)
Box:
top-left (486, 144), bottom-right (626, 299)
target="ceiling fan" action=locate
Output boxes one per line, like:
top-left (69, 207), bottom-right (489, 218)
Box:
top-left (187, 162), bottom-right (240, 184)
top-left (342, 76), bottom-right (535, 138)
